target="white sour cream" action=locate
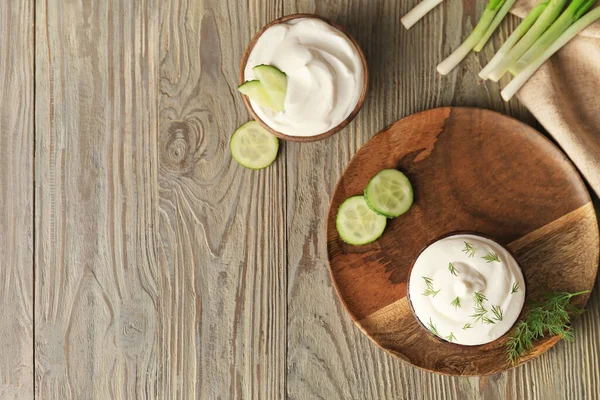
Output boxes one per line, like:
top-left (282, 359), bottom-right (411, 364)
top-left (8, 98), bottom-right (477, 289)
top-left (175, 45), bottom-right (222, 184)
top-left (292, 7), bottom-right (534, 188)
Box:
top-left (243, 18), bottom-right (365, 137)
top-left (408, 234), bottom-right (526, 346)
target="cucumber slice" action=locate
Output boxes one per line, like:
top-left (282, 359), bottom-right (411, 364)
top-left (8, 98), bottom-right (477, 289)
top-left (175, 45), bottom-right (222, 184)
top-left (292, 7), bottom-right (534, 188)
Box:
top-left (238, 80), bottom-right (283, 113)
top-left (229, 121), bottom-right (279, 170)
top-left (364, 169), bottom-right (414, 218)
top-left (336, 196), bottom-right (387, 245)
top-left (253, 65), bottom-right (287, 108)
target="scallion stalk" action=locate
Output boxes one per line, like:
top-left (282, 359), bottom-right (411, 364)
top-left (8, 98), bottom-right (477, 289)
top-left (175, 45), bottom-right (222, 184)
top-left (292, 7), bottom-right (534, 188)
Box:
top-left (437, 0), bottom-right (507, 75)
top-left (479, 0), bottom-right (550, 79)
top-left (510, 0), bottom-right (597, 75)
top-left (474, 0), bottom-right (517, 52)
top-left (401, 0), bottom-right (445, 29)
top-left (501, 7), bottom-right (600, 101)
top-left (487, 0), bottom-right (569, 81)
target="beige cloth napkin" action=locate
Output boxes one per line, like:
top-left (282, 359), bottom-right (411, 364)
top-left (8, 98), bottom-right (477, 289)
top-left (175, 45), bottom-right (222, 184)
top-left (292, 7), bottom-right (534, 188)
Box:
top-left (509, 1), bottom-right (600, 196)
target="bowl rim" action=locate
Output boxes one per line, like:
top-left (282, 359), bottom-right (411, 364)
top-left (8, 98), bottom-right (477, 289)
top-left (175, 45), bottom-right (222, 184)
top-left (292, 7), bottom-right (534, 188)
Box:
top-left (405, 230), bottom-right (527, 347)
top-left (238, 13), bottom-right (369, 142)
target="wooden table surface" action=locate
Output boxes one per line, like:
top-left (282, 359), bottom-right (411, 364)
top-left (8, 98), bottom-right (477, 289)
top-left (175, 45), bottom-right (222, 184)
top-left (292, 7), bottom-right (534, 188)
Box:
top-left (1, 0), bottom-right (598, 399)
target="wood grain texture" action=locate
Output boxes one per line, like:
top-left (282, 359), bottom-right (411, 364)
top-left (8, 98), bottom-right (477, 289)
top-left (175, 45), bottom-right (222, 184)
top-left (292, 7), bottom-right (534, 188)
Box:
top-left (285, 0), bottom-right (600, 399)
top-left (157, 0), bottom-right (286, 398)
top-left (35, 0), bottom-right (161, 398)
top-left (8, 0), bottom-right (597, 398)
top-left (0, 1), bottom-right (34, 398)
top-left (34, 0), bottom-right (286, 398)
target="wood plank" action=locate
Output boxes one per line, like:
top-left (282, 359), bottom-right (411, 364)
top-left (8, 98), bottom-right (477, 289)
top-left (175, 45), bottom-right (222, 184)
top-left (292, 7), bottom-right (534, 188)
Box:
top-left (284, 0), bottom-right (599, 398)
top-left (157, 0), bottom-right (286, 398)
top-left (35, 0), bottom-right (161, 397)
top-left (28, 0), bottom-right (600, 398)
top-left (0, 0), bottom-right (34, 398)
top-left (504, 199), bottom-right (600, 400)
top-left (34, 0), bottom-right (287, 397)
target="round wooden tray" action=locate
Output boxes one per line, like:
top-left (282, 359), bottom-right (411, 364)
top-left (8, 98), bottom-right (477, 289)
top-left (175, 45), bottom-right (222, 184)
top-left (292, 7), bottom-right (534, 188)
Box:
top-left (326, 107), bottom-right (599, 376)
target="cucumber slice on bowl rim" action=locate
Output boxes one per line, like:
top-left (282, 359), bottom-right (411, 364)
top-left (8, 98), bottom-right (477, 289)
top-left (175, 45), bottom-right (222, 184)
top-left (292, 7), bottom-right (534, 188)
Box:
top-left (229, 121), bottom-right (279, 170)
top-left (253, 64), bottom-right (287, 107)
top-left (238, 80), bottom-right (283, 113)
top-left (336, 196), bottom-right (387, 245)
top-left (364, 169), bottom-right (414, 218)
top-left (239, 65), bottom-right (288, 113)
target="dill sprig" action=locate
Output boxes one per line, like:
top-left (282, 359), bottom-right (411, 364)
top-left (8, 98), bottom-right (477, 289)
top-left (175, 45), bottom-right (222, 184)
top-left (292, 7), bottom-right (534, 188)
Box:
top-left (448, 262), bottom-right (459, 276)
top-left (505, 291), bottom-right (589, 365)
top-left (470, 305), bottom-right (488, 324)
top-left (423, 287), bottom-right (440, 297)
top-left (422, 276), bottom-right (434, 288)
top-left (422, 276), bottom-right (440, 297)
top-left (483, 316), bottom-right (496, 325)
top-left (473, 291), bottom-right (488, 307)
top-left (511, 282), bottom-right (519, 294)
top-left (491, 305), bottom-right (503, 321)
top-left (451, 296), bottom-right (461, 309)
top-left (446, 332), bottom-right (457, 342)
top-left (427, 318), bottom-right (440, 337)
top-left (482, 252), bottom-right (500, 263)
top-left (462, 322), bottom-right (473, 330)
top-left (462, 242), bottom-right (476, 257)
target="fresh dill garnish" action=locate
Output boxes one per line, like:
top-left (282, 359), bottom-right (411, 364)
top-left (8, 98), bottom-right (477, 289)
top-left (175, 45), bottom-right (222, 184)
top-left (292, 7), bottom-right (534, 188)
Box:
top-left (491, 305), bottom-right (503, 321)
top-left (483, 316), bottom-right (496, 325)
top-left (482, 252), bottom-right (500, 263)
top-left (473, 291), bottom-right (488, 307)
top-left (427, 317), bottom-right (440, 336)
top-left (470, 305), bottom-right (488, 324)
top-left (462, 241), bottom-right (476, 257)
top-left (446, 332), bottom-right (457, 342)
top-left (423, 287), bottom-right (440, 297)
top-left (422, 276), bottom-right (440, 297)
top-left (462, 322), bottom-right (473, 330)
top-left (505, 291), bottom-right (589, 365)
top-left (422, 276), bottom-right (434, 289)
top-left (511, 282), bottom-right (519, 294)
top-left (451, 296), bottom-right (461, 309)
top-left (448, 262), bottom-right (459, 276)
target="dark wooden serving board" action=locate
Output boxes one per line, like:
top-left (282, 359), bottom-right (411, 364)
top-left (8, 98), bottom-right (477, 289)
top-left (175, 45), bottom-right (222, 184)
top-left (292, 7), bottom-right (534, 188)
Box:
top-left (326, 107), bottom-right (599, 376)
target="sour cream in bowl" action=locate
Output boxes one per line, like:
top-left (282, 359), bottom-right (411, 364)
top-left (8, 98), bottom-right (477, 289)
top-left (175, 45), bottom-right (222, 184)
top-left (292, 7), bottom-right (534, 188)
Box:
top-left (240, 14), bottom-right (368, 141)
top-left (408, 233), bottom-right (526, 346)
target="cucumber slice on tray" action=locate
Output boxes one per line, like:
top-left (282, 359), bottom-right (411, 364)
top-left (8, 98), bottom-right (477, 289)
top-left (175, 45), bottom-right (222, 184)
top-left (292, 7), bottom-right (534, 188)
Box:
top-left (230, 121), bottom-right (279, 170)
top-left (365, 169), bottom-right (414, 218)
top-left (336, 196), bottom-right (387, 245)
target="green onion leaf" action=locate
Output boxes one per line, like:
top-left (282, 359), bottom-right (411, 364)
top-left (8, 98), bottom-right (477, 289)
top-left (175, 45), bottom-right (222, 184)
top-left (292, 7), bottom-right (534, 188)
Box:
top-left (474, 0), bottom-right (517, 52)
top-left (487, 0), bottom-right (569, 81)
top-left (510, 0), bottom-right (597, 75)
top-left (437, 0), bottom-right (507, 75)
top-left (501, 7), bottom-right (600, 101)
top-left (480, 0), bottom-right (550, 79)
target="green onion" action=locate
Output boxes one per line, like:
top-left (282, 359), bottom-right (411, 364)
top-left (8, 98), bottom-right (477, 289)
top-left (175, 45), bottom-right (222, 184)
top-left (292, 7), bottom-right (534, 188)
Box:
top-left (487, 0), bottom-right (569, 81)
top-left (510, 0), bottom-right (597, 75)
top-left (501, 7), bottom-right (600, 101)
top-left (401, 0), bottom-right (445, 29)
top-left (474, 0), bottom-right (517, 52)
top-left (437, 0), bottom-right (507, 75)
top-left (479, 0), bottom-right (550, 79)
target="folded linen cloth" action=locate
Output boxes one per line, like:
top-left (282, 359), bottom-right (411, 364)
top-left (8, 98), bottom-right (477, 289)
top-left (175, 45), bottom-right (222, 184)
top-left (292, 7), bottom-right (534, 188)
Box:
top-left (509, 0), bottom-right (600, 196)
